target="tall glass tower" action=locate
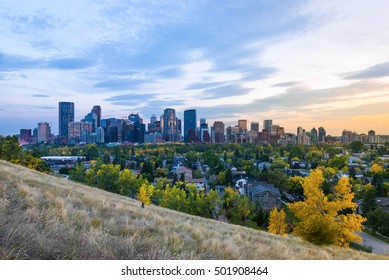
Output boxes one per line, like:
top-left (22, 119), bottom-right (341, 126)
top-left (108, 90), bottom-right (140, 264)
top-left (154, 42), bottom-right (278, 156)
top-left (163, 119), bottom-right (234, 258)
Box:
top-left (163, 108), bottom-right (177, 142)
top-left (184, 109), bottom-right (197, 142)
top-left (58, 102), bottom-right (74, 143)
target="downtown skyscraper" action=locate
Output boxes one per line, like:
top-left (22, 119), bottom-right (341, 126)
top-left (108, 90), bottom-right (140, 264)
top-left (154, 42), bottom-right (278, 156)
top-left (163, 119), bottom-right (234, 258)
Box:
top-left (184, 109), bottom-right (197, 143)
top-left (58, 102), bottom-right (74, 144)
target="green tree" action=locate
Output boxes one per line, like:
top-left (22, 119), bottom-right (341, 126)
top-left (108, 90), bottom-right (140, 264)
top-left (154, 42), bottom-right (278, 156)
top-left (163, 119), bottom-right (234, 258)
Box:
top-left (160, 185), bottom-right (188, 212)
top-left (361, 184), bottom-right (377, 215)
top-left (97, 164), bottom-right (120, 193)
top-left (69, 162), bottom-right (86, 183)
top-left (349, 141), bottom-right (364, 153)
top-left (328, 155), bottom-right (348, 170)
top-left (141, 160), bottom-right (154, 183)
top-left (206, 189), bottom-right (222, 220)
top-left (286, 176), bottom-right (304, 196)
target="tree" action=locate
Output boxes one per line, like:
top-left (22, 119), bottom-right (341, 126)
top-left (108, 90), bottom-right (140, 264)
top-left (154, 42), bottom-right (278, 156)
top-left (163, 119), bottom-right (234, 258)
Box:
top-left (96, 164), bottom-right (120, 193)
top-left (328, 155), bottom-right (348, 170)
top-left (349, 141), bottom-right (364, 153)
top-left (288, 170), bottom-right (366, 247)
top-left (160, 185), bottom-right (189, 212)
top-left (138, 183), bottom-right (154, 208)
top-left (361, 184), bottom-right (377, 215)
top-left (140, 160), bottom-right (154, 183)
top-left (69, 162), bottom-right (86, 182)
top-left (371, 163), bottom-right (383, 174)
top-left (268, 207), bottom-right (288, 236)
top-left (286, 176), bottom-right (304, 196)
top-left (206, 189), bottom-right (222, 220)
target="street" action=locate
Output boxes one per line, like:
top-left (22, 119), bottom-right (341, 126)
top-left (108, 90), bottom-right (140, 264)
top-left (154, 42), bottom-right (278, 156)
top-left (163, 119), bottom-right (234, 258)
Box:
top-left (356, 231), bottom-right (389, 255)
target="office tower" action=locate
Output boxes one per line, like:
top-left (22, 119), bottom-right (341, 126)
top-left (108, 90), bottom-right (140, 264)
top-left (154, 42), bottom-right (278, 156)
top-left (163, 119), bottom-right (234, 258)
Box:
top-left (91, 105), bottom-right (101, 128)
top-left (270, 124), bottom-right (280, 136)
top-left (19, 129), bottom-right (32, 143)
top-left (148, 114), bottom-right (161, 133)
top-left (368, 130), bottom-right (376, 143)
top-left (128, 113), bottom-right (145, 143)
top-left (84, 112), bottom-right (98, 132)
top-left (199, 117), bottom-right (209, 143)
top-left (163, 108), bottom-right (178, 142)
top-left (95, 127), bottom-right (105, 143)
top-left (37, 122), bottom-right (51, 143)
top-left (58, 102), bottom-right (74, 143)
top-left (297, 126), bottom-right (304, 136)
top-left (68, 121), bottom-right (92, 144)
top-left (263, 120), bottom-right (272, 132)
top-left (184, 109), bottom-right (197, 143)
top-left (311, 127), bottom-right (318, 145)
top-left (212, 121), bottom-right (225, 143)
top-left (318, 127), bottom-right (326, 143)
top-left (238, 119), bottom-right (247, 132)
top-left (251, 122), bottom-right (259, 132)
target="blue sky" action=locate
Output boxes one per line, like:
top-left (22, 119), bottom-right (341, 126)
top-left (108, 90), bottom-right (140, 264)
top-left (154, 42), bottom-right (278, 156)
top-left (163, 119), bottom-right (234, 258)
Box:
top-left (1, 0), bottom-right (389, 136)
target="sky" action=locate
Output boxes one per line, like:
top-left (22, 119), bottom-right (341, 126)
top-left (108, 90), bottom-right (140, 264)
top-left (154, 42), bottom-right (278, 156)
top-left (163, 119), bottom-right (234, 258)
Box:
top-left (1, 0), bottom-right (389, 136)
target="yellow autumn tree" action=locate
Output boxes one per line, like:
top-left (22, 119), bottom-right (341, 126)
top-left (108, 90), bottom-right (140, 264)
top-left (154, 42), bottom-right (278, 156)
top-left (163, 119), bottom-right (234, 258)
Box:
top-left (268, 207), bottom-right (288, 236)
top-left (288, 170), bottom-right (366, 247)
top-left (371, 163), bottom-right (383, 174)
top-left (138, 183), bottom-right (154, 208)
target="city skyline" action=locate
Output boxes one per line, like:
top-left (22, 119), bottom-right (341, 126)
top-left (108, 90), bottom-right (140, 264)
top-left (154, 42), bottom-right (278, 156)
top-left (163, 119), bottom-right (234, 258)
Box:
top-left (1, 0), bottom-right (389, 136)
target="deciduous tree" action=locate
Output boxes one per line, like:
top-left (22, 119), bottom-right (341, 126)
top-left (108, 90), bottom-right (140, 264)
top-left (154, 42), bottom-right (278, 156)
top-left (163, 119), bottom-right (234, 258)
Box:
top-left (288, 170), bottom-right (366, 247)
top-left (268, 207), bottom-right (287, 236)
top-left (138, 183), bottom-right (154, 208)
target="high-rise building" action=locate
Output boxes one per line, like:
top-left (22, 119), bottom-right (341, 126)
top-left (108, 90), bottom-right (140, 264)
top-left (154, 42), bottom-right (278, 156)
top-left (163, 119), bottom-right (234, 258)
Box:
top-left (91, 105), bottom-right (101, 128)
top-left (37, 122), bottom-right (51, 143)
top-left (263, 120), bottom-right (272, 132)
top-left (212, 121), bottom-right (224, 143)
top-left (318, 127), bottom-right (326, 143)
top-left (19, 129), bottom-right (32, 143)
top-left (58, 102), bottom-right (74, 144)
top-left (163, 108), bottom-right (178, 142)
top-left (199, 117), bottom-right (209, 143)
top-left (184, 109), bottom-right (197, 142)
top-left (238, 119), bottom-right (247, 132)
top-left (68, 121), bottom-right (92, 144)
top-left (368, 130), bottom-right (376, 143)
top-left (148, 114), bottom-right (161, 133)
top-left (310, 127), bottom-right (318, 145)
top-left (127, 113), bottom-right (145, 143)
top-left (251, 122), bottom-right (259, 132)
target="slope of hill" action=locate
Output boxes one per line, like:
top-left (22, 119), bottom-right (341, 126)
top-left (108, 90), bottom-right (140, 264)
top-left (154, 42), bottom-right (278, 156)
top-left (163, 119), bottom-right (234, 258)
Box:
top-left (0, 160), bottom-right (386, 260)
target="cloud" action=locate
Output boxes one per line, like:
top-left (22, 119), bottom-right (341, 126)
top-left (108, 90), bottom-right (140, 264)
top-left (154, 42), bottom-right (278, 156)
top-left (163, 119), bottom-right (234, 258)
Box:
top-left (0, 52), bottom-right (94, 71)
top-left (200, 84), bottom-right (253, 100)
top-left (272, 81), bottom-right (301, 87)
top-left (343, 62), bottom-right (389, 80)
top-left (0, 53), bottom-right (42, 71)
top-left (104, 93), bottom-right (157, 102)
top-left (185, 81), bottom-right (227, 90)
top-left (46, 58), bottom-right (95, 70)
top-left (32, 94), bottom-right (50, 98)
top-left (95, 78), bottom-right (152, 90)
top-left (35, 106), bottom-right (55, 109)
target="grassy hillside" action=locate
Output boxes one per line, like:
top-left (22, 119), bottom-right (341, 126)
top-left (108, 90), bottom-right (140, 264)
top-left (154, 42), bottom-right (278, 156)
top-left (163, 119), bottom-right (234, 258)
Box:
top-left (0, 160), bottom-right (386, 260)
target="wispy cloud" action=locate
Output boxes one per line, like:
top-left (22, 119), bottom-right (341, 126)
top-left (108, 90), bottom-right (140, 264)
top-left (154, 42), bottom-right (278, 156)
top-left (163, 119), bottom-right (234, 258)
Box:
top-left (201, 84), bottom-right (253, 100)
top-left (31, 94), bottom-right (50, 98)
top-left (343, 62), bottom-right (389, 80)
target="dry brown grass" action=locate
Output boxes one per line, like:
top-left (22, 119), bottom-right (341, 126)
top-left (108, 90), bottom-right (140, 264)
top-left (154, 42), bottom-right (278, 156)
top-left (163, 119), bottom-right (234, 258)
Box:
top-left (0, 160), bottom-right (387, 260)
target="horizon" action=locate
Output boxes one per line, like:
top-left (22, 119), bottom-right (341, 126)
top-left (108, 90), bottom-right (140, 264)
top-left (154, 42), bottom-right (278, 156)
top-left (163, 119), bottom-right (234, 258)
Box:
top-left (1, 0), bottom-right (389, 136)
top-left (2, 100), bottom-right (387, 138)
